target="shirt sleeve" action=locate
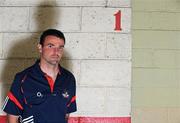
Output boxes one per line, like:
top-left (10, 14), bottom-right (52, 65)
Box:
top-left (2, 73), bottom-right (25, 116)
top-left (67, 75), bottom-right (77, 114)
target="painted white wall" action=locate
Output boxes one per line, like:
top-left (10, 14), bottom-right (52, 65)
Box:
top-left (0, 0), bottom-right (131, 117)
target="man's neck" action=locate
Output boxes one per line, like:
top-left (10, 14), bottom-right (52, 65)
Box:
top-left (39, 61), bottom-right (59, 81)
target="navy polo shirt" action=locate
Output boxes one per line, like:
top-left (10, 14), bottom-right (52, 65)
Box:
top-left (2, 61), bottom-right (77, 123)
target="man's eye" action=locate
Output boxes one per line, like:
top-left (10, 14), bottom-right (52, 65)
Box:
top-left (59, 46), bottom-right (64, 49)
top-left (47, 44), bottom-right (53, 48)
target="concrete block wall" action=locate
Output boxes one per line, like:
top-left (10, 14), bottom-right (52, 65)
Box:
top-left (0, 0), bottom-right (131, 122)
top-left (132, 0), bottom-right (180, 123)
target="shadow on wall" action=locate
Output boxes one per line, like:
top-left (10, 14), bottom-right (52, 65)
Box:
top-left (1, 1), bottom-right (71, 108)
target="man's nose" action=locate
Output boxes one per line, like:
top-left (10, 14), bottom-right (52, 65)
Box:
top-left (53, 47), bottom-right (60, 53)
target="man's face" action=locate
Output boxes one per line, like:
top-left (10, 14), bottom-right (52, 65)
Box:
top-left (38, 35), bottom-right (65, 66)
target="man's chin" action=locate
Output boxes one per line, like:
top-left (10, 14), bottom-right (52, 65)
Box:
top-left (48, 60), bottom-right (60, 65)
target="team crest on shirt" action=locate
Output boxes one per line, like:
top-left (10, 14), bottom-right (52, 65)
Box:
top-left (62, 90), bottom-right (69, 98)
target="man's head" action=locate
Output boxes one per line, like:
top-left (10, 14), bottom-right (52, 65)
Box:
top-left (39, 29), bottom-right (65, 46)
top-left (38, 29), bottom-right (65, 66)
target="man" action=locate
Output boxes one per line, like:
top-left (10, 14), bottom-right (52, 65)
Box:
top-left (2, 29), bottom-right (77, 123)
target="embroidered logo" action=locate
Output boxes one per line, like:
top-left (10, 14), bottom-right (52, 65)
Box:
top-left (36, 92), bottom-right (43, 97)
top-left (62, 90), bottom-right (69, 98)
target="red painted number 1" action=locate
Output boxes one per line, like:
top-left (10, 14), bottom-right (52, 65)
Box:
top-left (114, 10), bottom-right (122, 31)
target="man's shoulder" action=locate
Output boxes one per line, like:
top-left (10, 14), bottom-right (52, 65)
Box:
top-left (15, 63), bottom-right (36, 78)
top-left (60, 66), bottom-right (75, 78)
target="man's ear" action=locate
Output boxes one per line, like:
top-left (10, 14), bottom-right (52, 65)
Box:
top-left (37, 44), bottom-right (42, 53)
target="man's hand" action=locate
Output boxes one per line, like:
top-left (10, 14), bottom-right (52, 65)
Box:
top-left (65, 114), bottom-right (69, 121)
top-left (7, 114), bottom-right (19, 123)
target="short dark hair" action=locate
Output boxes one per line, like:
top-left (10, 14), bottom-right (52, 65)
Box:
top-left (39, 29), bottom-right (65, 45)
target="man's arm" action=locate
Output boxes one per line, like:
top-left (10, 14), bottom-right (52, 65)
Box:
top-left (7, 114), bottom-right (19, 123)
top-left (65, 114), bottom-right (69, 121)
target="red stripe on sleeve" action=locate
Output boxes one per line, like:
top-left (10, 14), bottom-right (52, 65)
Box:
top-left (7, 92), bottom-right (23, 110)
top-left (67, 96), bottom-right (76, 107)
